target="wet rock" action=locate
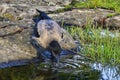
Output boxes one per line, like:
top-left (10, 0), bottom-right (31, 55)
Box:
top-left (0, 21), bottom-right (37, 64)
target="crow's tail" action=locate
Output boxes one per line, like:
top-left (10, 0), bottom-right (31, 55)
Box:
top-left (36, 9), bottom-right (52, 20)
top-left (33, 9), bottom-right (52, 23)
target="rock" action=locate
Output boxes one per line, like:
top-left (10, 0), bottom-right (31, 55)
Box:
top-left (41, 0), bottom-right (72, 6)
top-left (0, 3), bottom-right (64, 21)
top-left (1, 1), bottom-right (119, 30)
top-left (0, 21), bottom-right (37, 67)
top-left (60, 28), bottom-right (77, 49)
top-left (105, 15), bottom-right (120, 29)
top-left (49, 9), bottom-right (120, 29)
top-left (0, 0), bottom-right (72, 6)
top-left (0, 9), bottom-right (77, 68)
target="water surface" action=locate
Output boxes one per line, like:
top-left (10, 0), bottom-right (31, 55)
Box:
top-left (0, 55), bottom-right (119, 80)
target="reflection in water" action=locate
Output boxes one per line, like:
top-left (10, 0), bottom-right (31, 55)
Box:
top-left (91, 63), bottom-right (120, 80)
top-left (0, 55), bottom-right (119, 80)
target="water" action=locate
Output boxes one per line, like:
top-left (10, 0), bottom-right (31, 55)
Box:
top-left (91, 63), bottom-right (120, 80)
top-left (0, 54), bottom-right (119, 80)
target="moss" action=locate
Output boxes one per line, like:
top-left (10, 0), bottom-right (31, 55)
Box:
top-left (2, 13), bottom-right (15, 21)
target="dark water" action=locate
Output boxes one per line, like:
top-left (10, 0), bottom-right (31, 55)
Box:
top-left (0, 55), bottom-right (119, 80)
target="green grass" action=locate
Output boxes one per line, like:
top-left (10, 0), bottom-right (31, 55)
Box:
top-left (65, 26), bottom-right (120, 65)
top-left (56, 0), bottom-right (120, 13)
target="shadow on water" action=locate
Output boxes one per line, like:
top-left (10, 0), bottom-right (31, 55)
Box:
top-left (0, 54), bottom-right (120, 80)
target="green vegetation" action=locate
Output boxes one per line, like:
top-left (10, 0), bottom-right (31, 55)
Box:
top-left (2, 13), bottom-right (15, 21)
top-left (65, 25), bottom-right (120, 65)
top-left (56, 0), bottom-right (120, 13)
top-left (72, 0), bottom-right (120, 12)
